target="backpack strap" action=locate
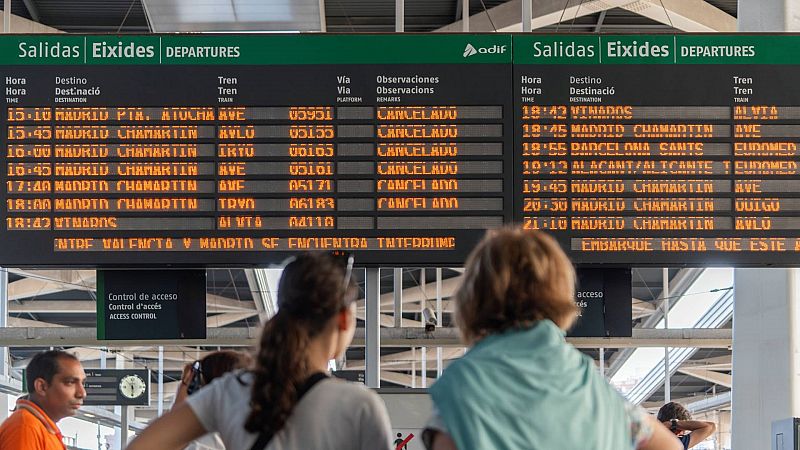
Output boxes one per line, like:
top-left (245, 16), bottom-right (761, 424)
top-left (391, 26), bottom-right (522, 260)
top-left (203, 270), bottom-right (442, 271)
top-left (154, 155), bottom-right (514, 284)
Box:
top-left (249, 372), bottom-right (328, 450)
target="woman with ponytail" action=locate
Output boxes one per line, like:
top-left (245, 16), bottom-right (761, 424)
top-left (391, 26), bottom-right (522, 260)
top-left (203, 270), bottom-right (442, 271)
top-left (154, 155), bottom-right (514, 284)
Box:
top-left (128, 252), bottom-right (393, 450)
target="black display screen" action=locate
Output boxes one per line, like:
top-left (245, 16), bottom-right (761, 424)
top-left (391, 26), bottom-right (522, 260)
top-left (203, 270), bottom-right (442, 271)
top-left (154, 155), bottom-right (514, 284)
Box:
top-left (0, 34), bottom-right (512, 266)
top-left (6, 34), bottom-right (800, 266)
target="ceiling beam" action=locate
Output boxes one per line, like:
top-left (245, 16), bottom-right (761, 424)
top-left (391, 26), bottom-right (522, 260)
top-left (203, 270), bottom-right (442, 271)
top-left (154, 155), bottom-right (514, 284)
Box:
top-left (437, 0), bottom-right (735, 33)
top-left (355, 310), bottom-right (424, 328)
top-left (8, 269), bottom-right (96, 286)
top-left (77, 360), bottom-right (187, 371)
top-left (380, 370), bottom-right (436, 388)
top-left (0, 326), bottom-right (731, 348)
top-left (677, 367), bottom-right (732, 388)
top-left (21, 0), bottom-right (38, 22)
top-left (205, 294), bottom-right (257, 312)
top-left (350, 327), bottom-right (732, 348)
top-left (681, 355), bottom-right (732, 371)
top-left (8, 276), bottom-right (94, 301)
top-left (436, 0), bottom-right (631, 32)
top-left (594, 9), bottom-right (607, 32)
top-left (243, 269), bottom-right (268, 325)
top-left (357, 299), bottom-right (456, 314)
top-left (345, 347), bottom-right (464, 370)
top-left (0, 327), bottom-right (259, 347)
top-left (7, 317), bottom-right (65, 328)
top-left (641, 396), bottom-right (698, 410)
top-left (632, 298), bottom-right (657, 319)
top-left (207, 312), bottom-right (259, 328)
top-left (621, 0), bottom-right (736, 32)
top-left (377, 275), bottom-right (461, 308)
top-left (13, 347), bottom-right (206, 368)
top-left (686, 391), bottom-right (731, 414)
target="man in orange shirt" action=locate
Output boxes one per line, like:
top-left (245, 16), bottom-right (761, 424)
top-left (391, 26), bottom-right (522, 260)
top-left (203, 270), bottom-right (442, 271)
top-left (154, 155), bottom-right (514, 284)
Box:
top-left (0, 350), bottom-right (87, 449)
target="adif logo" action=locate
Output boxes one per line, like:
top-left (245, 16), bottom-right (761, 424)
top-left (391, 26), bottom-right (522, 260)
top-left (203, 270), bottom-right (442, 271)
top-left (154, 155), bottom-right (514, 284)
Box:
top-left (463, 44), bottom-right (478, 57)
top-left (463, 43), bottom-right (507, 57)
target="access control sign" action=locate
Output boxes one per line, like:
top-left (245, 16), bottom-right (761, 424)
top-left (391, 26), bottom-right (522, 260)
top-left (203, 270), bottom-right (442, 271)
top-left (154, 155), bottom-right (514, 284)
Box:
top-left (96, 269), bottom-right (206, 340)
top-left (570, 268), bottom-right (632, 337)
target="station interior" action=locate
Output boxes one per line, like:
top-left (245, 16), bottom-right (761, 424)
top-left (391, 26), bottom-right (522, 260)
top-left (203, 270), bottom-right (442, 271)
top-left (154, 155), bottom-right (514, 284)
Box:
top-left (0, 1), bottom-right (796, 450)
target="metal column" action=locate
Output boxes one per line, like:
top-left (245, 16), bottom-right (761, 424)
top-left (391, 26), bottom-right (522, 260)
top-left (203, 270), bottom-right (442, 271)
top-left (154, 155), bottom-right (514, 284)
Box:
top-left (663, 268), bottom-right (671, 403)
top-left (365, 268), bottom-right (380, 388)
top-left (114, 354), bottom-right (124, 448)
top-left (0, 268), bottom-right (7, 379)
top-left (421, 346), bottom-right (427, 388)
top-left (522, 0), bottom-right (532, 32)
top-left (4, 0), bottom-right (10, 33)
top-left (436, 268), bottom-right (443, 377)
top-left (462, 0), bottom-right (469, 31)
top-left (157, 346), bottom-right (164, 416)
top-left (120, 406), bottom-right (130, 447)
top-left (394, 268), bottom-right (402, 328)
top-left (599, 347), bottom-right (605, 379)
top-left (411, 347), bottom-right (416, 388)
top-left (318, 0), bottom-right (327, 32)
top-left (395, 0), bottom-right (404, 32)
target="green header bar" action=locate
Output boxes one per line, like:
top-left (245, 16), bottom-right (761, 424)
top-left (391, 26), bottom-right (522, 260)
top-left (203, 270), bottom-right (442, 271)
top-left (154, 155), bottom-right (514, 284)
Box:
top-left (514, 34), bottom-right (800, 65)
top-left (674, 34), bottom-right (800, 64)
top-left (0, 34), bottom-right (511, 65)
top-left (5, 34), bottom-right (800, 66)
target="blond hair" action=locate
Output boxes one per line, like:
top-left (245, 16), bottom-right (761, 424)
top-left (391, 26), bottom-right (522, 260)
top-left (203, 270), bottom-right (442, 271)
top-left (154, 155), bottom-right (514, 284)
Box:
top-left (455, 227), bottom-right (579, 345)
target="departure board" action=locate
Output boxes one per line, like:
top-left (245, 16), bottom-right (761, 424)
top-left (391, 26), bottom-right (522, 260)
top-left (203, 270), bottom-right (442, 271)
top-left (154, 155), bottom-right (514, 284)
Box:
top-left (7, 34), bottom-right (800, 267)
top-left (513, 34), bottom-right (800, 265)
top-left (0, 35), bottom-right (512, 266)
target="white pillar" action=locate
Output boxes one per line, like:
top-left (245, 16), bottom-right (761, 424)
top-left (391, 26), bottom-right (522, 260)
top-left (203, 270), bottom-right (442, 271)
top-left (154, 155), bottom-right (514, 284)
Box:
top-left (732, 269), bottom-right (800, 449)
top-left (411, 347), bottom-right (416, 389)
top-left (421, 347), bottom-right (427, 388)
top-left (436, 269), bottom-right (442, 378)
top-left (462, 0), bottom-right (469, 31)
top-left (365, 268), bottom-right (380, 388)
top-left (3, 0), bottom-right (10, 33)
top-left (157, 346), bottom-right (164, 416)
top-left (120, 406), bottom-right (130, 448)
top-left (718, 410), bottom-right (731, 450)
top-left (0, 267), bottom-right (8, 380)
top-left (663, 267), bottom-right (670, 403)
top-left (599, 348), bottom-right (605, 379)
top-left (522, 0), bottom-right (532, 31)
top-left (395, 0), bottom-right (404, 32)
top-left (394, 268), bottom-right (402, 328)
top-left (736, 4), bottom-right (796, 448)
top-left (739, 0), bottom-right (800, 31)
top-left (0, 268), bottom-right (10, 422)
top-left (112, 354), bottom-right (125, 449)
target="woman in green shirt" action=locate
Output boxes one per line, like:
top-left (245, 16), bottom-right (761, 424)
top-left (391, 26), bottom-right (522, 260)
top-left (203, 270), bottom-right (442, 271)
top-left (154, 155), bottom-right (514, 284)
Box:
top-left (424, 227), bottom-right (682, 450)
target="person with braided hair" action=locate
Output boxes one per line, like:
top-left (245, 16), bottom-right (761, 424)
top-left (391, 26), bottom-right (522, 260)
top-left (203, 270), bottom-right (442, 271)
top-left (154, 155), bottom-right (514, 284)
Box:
top-left (128, 252), bottom-right (393, 450)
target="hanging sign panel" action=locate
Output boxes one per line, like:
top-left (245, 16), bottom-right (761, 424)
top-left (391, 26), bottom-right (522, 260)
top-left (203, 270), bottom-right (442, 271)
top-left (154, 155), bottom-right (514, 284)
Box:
top-left (0, 34), bottom-right (512, 266)
top-left (570, 267), bottom-right (632, 338)
top-left (4, 34), bottom-right (800, 265)
top-left (96, 269), bottom-right (206, 339)
top-left (513, 34), bottom-right (800, 265)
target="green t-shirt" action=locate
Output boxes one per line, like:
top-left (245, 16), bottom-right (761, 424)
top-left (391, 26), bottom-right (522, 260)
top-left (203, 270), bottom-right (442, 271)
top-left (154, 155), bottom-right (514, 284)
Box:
top-left (429, 320), bottom-right (652, 450)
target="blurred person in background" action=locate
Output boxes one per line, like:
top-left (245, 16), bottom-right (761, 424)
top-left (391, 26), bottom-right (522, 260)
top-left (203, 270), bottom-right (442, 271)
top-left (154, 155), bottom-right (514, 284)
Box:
top-left (423, 227), bottom-right (682, 450)
top-left (128, 251), bottom-right (393, 450)
top-left (0, 350), bottom-right (86, 450)
top-left (657, 402), bottom-right (716, 449)
top-left (173, 350), bottom-right (253, 450)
